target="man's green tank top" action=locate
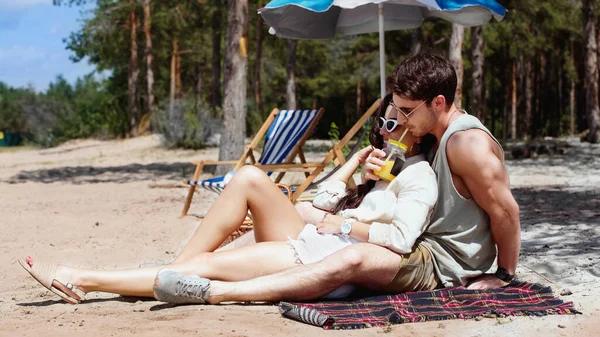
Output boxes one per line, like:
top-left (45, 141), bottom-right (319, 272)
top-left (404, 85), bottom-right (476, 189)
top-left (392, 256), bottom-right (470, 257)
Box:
top-left (420, 113), bottom-right (503, 287)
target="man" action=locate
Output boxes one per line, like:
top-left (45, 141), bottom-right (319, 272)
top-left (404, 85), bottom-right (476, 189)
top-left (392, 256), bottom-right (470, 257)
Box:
top-left (156, 52), bottom-right (520, 304)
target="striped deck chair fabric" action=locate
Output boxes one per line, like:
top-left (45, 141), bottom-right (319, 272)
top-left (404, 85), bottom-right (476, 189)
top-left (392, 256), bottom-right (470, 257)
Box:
top-left (187, 109), bottom-right (320, 194)
top-left (181, 99), bottom-right (381, 218)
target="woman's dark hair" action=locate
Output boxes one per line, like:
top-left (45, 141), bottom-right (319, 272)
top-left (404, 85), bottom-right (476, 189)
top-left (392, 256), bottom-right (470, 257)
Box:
top-left (330, 94), bottom-right (437, 214)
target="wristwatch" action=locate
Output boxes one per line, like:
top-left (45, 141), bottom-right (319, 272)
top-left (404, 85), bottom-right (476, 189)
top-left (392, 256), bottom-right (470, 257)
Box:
top-left (340, 219), bottom-right (356, 236)
top-left (495, 267), bottom-right (515, 282)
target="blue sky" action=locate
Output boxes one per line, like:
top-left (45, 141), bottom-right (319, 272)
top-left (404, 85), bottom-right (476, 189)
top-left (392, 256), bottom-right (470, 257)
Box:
top-left (0, 0), bottom-right (98, 92)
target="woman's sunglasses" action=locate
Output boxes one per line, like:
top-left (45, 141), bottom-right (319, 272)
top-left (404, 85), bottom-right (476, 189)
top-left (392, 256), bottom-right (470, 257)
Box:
top-left (378, 117), bottom-right (399, 133)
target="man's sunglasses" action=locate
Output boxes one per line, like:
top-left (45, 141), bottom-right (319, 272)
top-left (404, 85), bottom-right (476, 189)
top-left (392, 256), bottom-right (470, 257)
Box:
top-left (378, 117), bottom-right (399, 133)
top-left (389, 99), bottom-right (428, 123)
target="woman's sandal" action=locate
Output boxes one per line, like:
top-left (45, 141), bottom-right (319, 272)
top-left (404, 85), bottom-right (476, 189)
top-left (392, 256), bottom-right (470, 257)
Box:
top-left (18, 257), bottom-right (87, 305)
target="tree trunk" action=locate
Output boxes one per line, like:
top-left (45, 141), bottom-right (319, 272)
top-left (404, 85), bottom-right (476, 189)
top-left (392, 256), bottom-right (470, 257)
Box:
top-left (286, 40), bottom-right (297, 110)
top-left (254, 1), bottom-right (264, 114)
top-left (557, 54), bottom-right (563, 136)
top-left (511, 62), bottom-right (517, 139)
top-left (175, 46), bottom-right (182, 97)
top-left (570, 41), bottom-right (576, 136)
top-left (211, 0), bottom-right (223, 111)
top-left (470, 26), bottom-right (485, 122)
top-left (218, 0), bottom-right (248, 174)
top-left (523, 57), bottom-right (533, 139)
top-left (410, 28), bottom-right (422, 56)
top-left (449, 24), bottom-right (464, 107)
top-left (143, 0), bottom-right (154, 123)
top-left (195, 64), bottom-right (203, 113)
top-left (503, 65), bottom-right (510, 140)
top-left (583, 0), bottom-right (600, 143)
top-left (490, 84), bottom-right (496, 135)
top-left (128, 0), bottom-right (140, 137)
top-left (531, 54), bottom-right (543, 139)
top-left (356, 79), bottom-right (364, 119)
top-left (169, 36), bottom-right (178, 117)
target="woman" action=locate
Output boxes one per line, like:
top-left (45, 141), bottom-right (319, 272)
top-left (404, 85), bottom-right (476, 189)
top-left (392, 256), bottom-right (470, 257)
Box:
top-left (19, 94), bottom-right (437, 305)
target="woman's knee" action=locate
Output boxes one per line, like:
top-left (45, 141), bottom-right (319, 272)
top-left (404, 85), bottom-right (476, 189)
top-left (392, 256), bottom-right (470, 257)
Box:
top-left (231, 166), bottom-right (270, 187)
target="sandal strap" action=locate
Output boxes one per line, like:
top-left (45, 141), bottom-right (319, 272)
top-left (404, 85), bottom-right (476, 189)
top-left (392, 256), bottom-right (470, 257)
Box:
top-left (63, 282), bottom-right (88, 300)
top-left (28, 259), bottom-right (88, 301)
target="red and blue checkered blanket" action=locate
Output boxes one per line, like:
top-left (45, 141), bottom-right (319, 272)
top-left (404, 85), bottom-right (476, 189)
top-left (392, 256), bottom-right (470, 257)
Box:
top-left (279, 281), bottom-right (580, 330)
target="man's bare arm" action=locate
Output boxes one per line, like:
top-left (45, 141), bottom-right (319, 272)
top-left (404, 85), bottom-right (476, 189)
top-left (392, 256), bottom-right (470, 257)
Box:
top-left (447, 130), bottom-right (521, 279)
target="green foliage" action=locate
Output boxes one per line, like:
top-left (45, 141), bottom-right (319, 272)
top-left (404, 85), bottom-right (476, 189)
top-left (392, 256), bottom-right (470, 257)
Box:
top-left (0, 75), bottom-right (121, 147)
top-left (151, 96), bottom-right (221, 149)
top-left (327, 121), bottom-right (351, 156)
top-left (5, 0), bottom-right (595, 148)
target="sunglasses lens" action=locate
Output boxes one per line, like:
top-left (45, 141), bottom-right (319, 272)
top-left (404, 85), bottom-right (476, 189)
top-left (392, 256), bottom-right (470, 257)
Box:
top-left (386, 121), bottom-right (397, 132)
top-left (378, 118), bottom-right (385, 129)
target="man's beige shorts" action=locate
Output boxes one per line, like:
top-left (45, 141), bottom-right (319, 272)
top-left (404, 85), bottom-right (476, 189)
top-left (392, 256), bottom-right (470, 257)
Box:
top-left (379, 243), bottom-right (441, 293)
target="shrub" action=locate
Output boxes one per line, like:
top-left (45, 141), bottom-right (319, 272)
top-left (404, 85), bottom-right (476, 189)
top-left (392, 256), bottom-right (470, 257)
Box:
top-left (152, 96), bottom-right (222, 149)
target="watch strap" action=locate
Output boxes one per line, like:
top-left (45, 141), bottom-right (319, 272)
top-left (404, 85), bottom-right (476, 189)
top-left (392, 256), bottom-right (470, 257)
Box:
top-left (495, 267), bottom-right (514, 282)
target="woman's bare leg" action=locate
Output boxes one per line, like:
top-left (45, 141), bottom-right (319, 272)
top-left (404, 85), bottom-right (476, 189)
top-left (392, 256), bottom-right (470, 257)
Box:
top-left (174, 166), bottom-right (305, 262)
top-left (27, 241), bottom-right (299, 298)
top-left (294, 202), bottom-right (329, 225)
top-left (215, 230), bottom-right (256, 252)
top-left (216, 203), bottom-right (328, 253)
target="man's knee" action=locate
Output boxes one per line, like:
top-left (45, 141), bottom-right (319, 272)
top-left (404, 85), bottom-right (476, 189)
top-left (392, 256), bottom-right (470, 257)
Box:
top-left (324, 246), bottom-right (364, 277)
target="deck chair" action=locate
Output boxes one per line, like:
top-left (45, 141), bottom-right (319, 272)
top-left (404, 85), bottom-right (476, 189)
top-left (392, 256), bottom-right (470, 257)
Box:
top-left (183, 99), bottom-right (382, 250)
top-left (181, 108), bottom-right (325, 217)
top-left (219, 99), bottom-right (382, 243)
top-left (181, 99), bottom-right (382, 219)
top-left (286, 98), bottom-right (381, 201)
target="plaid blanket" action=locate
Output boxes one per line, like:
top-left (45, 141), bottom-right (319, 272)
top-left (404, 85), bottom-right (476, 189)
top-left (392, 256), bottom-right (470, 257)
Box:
top-left (279, 281), bottom-right (581, 330)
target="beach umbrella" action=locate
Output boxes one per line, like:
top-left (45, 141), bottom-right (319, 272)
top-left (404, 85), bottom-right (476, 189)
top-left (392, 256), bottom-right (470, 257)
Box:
top-left (260, 0), bottom-right (506, 98)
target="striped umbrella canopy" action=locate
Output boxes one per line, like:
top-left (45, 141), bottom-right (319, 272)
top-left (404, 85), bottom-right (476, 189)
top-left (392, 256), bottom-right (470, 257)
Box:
top-left (260, 0), bottom-right (506, 98)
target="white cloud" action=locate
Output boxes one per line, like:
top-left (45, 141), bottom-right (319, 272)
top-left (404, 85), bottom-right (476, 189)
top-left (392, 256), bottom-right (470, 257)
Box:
top-left (0, 45), bottom-right (49, 64)
top-left (0, 0), bottom-right (52, 11)
top-left (50, 20), bottom-right (64, 35)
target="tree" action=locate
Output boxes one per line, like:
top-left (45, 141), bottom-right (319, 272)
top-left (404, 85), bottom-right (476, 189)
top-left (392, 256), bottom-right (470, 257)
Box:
top-left (449, 23), bottom-right (464, 107)
top-left (470, 26), bottom-right (485, 122)
top-left (286, 40), bottom-right (298, 110)
top-left (211, 0), bottom-right (223, 111)
top-left (143, 0), bottom-right (154, 126)
top-left (128, 0), bottom-right (140, 136)
top-left (217, 0), bottom-right (249, 174)
top-left (410, 27), bottom-right (422, 56)
top-left (254, 0), bottom-right (265, 114)
top-left (583, 0), bottom-right (600, 143)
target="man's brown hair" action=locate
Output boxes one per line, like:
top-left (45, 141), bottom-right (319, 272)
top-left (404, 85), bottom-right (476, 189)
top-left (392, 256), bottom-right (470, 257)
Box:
top-left (387, 52), bottom-right (457, 107)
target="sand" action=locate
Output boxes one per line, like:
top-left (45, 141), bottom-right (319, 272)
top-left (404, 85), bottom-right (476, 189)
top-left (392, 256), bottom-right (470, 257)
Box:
top-left (0, 135), bottom-right (598, 337)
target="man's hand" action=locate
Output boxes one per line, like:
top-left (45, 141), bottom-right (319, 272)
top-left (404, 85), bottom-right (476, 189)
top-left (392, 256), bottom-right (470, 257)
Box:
top-left (315, 214), bottom-right (347, 234)
top-left (466, 274), bottom-right (508, 289)
top-left (361, 148), bottom-right (387, 182)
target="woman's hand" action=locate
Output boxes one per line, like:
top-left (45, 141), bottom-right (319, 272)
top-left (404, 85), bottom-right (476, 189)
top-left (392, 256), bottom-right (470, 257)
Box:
top-left (315, 214), bottom-right (347, 234)
top-left (361, 148), bottom-right (387, 182)
top-left (352, 146), bottom-right (375, 164)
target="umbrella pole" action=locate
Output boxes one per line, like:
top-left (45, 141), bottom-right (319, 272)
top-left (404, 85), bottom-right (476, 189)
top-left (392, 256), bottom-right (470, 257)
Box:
top-left (378, 3), bottom-right (386, 99)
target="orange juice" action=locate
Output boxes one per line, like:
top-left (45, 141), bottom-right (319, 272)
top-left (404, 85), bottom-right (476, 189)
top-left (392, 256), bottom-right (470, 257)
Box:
top-left (376, 159), bottom-right (397, 181)
top-left (374, 140), bottom-right (408, 181)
